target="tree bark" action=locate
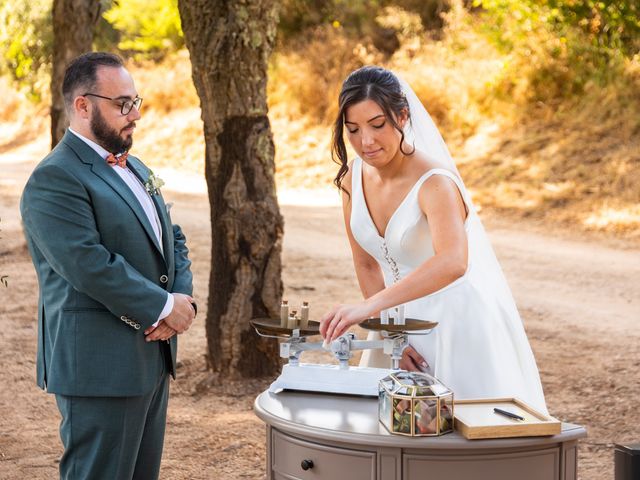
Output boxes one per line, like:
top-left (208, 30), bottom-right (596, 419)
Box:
top-left (50, 0), bottom-right (101, 148)
top-left (178, 0), bottom-right (283, 378)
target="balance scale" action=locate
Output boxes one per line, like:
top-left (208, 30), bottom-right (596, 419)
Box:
top-left (250, 316), bottom-right (437, 397)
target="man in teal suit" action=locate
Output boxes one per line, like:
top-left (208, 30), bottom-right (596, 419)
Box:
top-left (20, 52), bottom-right (196, 479)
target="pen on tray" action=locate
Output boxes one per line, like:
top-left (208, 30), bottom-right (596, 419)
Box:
top-left (493, 407), bottom-right (525, 421)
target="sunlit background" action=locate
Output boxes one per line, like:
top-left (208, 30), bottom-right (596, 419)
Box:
top-left (0, 0), bottom-right (638, 238)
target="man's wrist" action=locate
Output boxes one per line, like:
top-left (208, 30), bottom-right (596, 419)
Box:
top-left (158, 293), bottom-right (174, 322)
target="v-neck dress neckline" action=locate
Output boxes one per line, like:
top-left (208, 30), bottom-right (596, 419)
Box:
top-left (358, 160), bottom-right (436, 241)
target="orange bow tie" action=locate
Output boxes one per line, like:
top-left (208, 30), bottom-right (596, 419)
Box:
top-left (106, 152), bottom-right (128, 168)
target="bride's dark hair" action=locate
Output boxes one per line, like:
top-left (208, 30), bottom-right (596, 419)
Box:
top-left (332, 66), bottom-right (413, 193)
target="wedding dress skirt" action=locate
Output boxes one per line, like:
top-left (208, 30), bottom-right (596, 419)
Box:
top-left (351, 157), bottom-right (548, 414)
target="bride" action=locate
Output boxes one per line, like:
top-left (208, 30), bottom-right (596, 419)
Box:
top-left (319, 66), bottom-right (548, 413)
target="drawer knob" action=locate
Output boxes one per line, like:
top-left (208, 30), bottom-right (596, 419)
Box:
top-left (301, 459), bottom-right (314, 471)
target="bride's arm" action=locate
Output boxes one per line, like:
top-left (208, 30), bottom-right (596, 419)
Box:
top-left (320, 174), bottom-right (468, 341)
top-left (367, 174), bottom-right (468, 311)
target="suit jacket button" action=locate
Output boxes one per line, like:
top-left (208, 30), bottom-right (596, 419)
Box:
top-left (160, 275), bottom-right (168, 284)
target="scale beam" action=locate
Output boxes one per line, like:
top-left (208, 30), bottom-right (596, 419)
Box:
top-left (250, 317), bottom-right (437, 397)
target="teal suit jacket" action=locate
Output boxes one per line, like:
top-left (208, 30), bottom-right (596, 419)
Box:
top-left (20, 130), bottom-right (193, 397)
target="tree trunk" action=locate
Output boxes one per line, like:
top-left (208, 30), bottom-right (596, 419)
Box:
top-left (178, 0), bottom-right (283, 378)
top-left (50, 0), bottom-right (101, 148)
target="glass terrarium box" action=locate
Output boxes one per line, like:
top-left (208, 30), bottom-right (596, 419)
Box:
top-left (378, 371), bottom-right (454, 436)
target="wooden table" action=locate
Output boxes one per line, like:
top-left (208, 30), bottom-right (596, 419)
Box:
top-left (254, 390), bottom-right (587, 480)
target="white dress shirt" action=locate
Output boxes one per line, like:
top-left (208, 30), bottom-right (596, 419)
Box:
top-left (69, 128), bottom-right (173, 323)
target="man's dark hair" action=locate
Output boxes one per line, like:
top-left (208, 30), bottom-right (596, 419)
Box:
top-left (62, 52), bottom-right (124, 113)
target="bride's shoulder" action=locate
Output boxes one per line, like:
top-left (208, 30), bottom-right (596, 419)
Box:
top-left (345, 159), bottom-right (358, 181)
top-left (338, 160), bottom-right (355, 196)
top-left (410, 151), bottom-right (461, 197)
top-left (411, 150), bottom-right (448, 174)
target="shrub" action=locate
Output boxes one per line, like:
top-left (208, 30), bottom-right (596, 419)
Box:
top-left (473, 0), bottom-right (640, 103)
top-left (0, 0), bottom-right (52, 100)
top-left (103, 0), bottom-right (184, 59)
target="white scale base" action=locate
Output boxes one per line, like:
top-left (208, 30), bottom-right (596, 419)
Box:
top-left (269, 363), bottom-right (393, 397)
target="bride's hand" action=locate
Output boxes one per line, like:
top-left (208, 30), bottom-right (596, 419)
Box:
top-left (399, 346), bottom-right (429, 372)
top-left (319, 302), bottom-right (371, 341)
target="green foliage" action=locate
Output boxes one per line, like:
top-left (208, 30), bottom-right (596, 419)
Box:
top-left (0, 0), bottom-right (52, 100)
top-left (392, 0), bottom-right (449, 31)
top-left (277, 0), bottom-right (384, 41)
top-left (0, 0), bottom-right (185, 99)
top-left (472, 0), bottom-right (640, 102)
top-left (475, 0), bottom-right (639, 54)
top-left (544, 0), bottom-right (640, 54)
top-left (277, 0), bottom-right (449, 43)
top-left (103, 0), bottom-right (184, 58)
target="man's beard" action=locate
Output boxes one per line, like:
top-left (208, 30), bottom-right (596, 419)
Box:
top-left (90, 108), bottom-right (134, 154)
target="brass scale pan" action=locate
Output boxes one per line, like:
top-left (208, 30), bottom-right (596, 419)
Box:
top-left (250, 317), bottom-right (438, 337)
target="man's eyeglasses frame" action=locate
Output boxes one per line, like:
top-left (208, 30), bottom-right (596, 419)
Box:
top-left (82, 93), bottom-right (143, 115)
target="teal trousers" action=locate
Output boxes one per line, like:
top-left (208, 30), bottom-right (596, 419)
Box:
top-left (55, 361), bottom-right (170, 480)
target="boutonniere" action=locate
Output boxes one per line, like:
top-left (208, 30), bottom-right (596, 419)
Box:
top-left (144, 170), bottom-right (165, 196)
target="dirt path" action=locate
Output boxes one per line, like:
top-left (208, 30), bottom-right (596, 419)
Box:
top-left (0, 138), bottom-right (638, 479)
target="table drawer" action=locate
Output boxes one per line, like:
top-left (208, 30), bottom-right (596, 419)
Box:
top-left (404, 447), bottom-right (560, 480)
top-left (272, 429), bottom-right (376, 480)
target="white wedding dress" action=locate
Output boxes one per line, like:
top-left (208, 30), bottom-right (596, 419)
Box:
top-left (351, 156), bottom-right (548, 414)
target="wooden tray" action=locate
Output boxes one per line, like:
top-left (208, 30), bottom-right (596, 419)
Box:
top-left (359, 318), bottom-right (438, 333)
top-left (453, 397), bottom-right (561, 440)
top-left (250, 318), bottom-right (320, 337)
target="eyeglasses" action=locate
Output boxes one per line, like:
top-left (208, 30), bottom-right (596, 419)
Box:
top-left (82, 93), bottom-right (143, 115)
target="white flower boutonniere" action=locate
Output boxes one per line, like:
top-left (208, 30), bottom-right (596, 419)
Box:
top-left (144, 170), bottom-right (165, 196)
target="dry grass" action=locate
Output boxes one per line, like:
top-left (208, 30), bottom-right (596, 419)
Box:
top-left (0, 77), bottom-right (49, 153)
top-left (459, 123), bottom-right (640, 239)
top-left (458, 77), bottom-right (640, 240)
top-left (127, 50), bottom-right (205, 174)
top-left (1, 8), bottom-right (638, 240)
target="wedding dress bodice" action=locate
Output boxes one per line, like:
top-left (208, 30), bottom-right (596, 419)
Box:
top-left (350, 156), bottom-right (473, 292)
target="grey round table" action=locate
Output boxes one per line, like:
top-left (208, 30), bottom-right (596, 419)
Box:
top-left (254, 390), bottom-right (587, 480)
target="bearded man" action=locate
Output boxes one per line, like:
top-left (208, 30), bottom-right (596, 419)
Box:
top-left (20, 52), bottom-right (196, 480)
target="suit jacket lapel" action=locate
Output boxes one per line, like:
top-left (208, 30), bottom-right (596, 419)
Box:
top-left (126, 158), bottom-right (173, 262)
top-left (151, 195), bottom-right (172, 259)
top-left (62, 132), bottom-right (165, 257)
top-left (151, 193), bottom-right (175, 278)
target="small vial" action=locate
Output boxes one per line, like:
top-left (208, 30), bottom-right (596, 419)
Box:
top-left (287, 310), bottom-right (299, 329)
top-left (280, 299), bottom-right (289, 328)
top-left (300, 301), bottom-right (309, 328)
top-left (396, 305), bottom-right (405, 326)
